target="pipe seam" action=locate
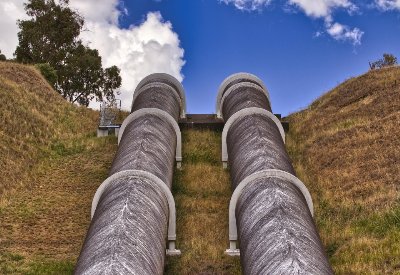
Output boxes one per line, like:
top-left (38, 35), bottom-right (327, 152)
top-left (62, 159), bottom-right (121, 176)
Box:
top-left (222, 107), bottom-right (285, 166)
top-left (220, 82), bottom-right (270, 121)
top-left (227, 169), bottom-right (314, 246)
top-left (216, 72), bottom-right (271, 118)
top-left (132, 73), bottom-right (186, 118)
top-left (90, 169), bottom-right (180, 254)
top-left (118, 108), bottom-right (182, 163)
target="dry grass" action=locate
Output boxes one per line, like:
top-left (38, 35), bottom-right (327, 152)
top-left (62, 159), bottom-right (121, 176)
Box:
top-left (286, 66), bottom-right (400, 274)
top-left (0, 61), bottom-right (117, 273)
top-left (0, 61), bottom-right (99, 199)
top-left (165, 130), bottom-right (241, 274)
top-left (0, 137), bottom-right (117, 274)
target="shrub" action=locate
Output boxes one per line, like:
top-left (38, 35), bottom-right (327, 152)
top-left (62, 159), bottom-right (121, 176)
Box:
top-left (369, 53), bottom-right (398, 70)
top-left (35, 63), bottom-right (58, 88)
top-left (0, 50), bottom-right (6, 61)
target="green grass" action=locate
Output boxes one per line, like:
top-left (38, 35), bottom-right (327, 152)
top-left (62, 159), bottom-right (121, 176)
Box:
top-left (165, 129), bottom-right (241, 274)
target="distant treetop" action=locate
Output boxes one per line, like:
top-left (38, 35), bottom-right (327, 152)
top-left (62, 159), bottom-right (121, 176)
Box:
top-left (0, 50), bottom-right (6, 61)
top-left (369, 53), bottom-right (398, 70)
top-left (14, 0), bottom-right (121, 106)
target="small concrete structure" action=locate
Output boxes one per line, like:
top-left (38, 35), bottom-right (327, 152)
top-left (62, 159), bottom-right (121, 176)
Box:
top-left (222, 107), bottom-right (285, 168)
top-left (91, 169), bottom-right (181, 256)
top-left (118, 108), bottom-right (182, 168)
top-left (97, 125), bottom-right (120, 137)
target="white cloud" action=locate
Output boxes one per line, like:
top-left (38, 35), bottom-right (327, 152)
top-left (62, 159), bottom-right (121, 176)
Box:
top-left (326, 21), bottom-right (363, 44)
top-left (69, 0), bottom-right (123, 25)
top-left (220, 0), bottom-right (272, 11)
top-left (288, 0), bottom-right (357, 18)
top-left (0, 1), bottom-right (27, 57)
top-left (221, 0), bottom-right (363, 45)
top-left (287, 0), bottom-right (363, 44)
top-left (70, 0), bottom-right (185, 110)
top-left (375, 0), bottom-right (400, 10)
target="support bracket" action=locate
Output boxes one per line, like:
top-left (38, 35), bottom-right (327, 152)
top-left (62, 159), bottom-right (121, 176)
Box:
top-left (91, 169), bottom-right (181, 256)
top-left (222, 107), bottom-right (285, 168)
top-left (225, 169), bottom-right (314, 256)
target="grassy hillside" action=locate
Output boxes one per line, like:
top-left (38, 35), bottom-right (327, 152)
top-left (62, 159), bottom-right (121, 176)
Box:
top-left (0, 62), bottom-right (118, 273)
top-left (0, 62), bottom-right (99, 197)
top-left (286, 66), bottom-right (400, 274)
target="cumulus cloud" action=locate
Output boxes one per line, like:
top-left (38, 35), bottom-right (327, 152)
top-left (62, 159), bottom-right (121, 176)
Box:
top-left (375, 0), bottom-right (400, 10)
top-left (326, 21), bottom-right (363, 45)
top-left (221, 0), bottom-right (363, 45)
top-left (69, 0), bottom-right (185, 110)
top-left (288, 0), bottom-right (363, 44)
top-left (220, 0), bottom-right (272, 11)
top-left (288, 0), bottom-right (357, 18)
top-left (0, 0), bottom-right (185, 110)
top-left (69, 0), bottom-right (123, 24)
top-left (0, 1), bottom-right (27, 57)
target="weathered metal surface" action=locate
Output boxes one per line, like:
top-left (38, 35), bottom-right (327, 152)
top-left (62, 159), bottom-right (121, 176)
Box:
top-left (75, 175), bottom-right (169, 274)
top-left (220, 72), bottom-right (333, 274)
top-left (111, 114), bottom-right (176, 186)
top-left (131, 82), bottom-right (181, 121)
top-left (237, 178), bottom-right (332, 275)
top-left (216, 72), bottom-right (271, 118)
top-left (131, 73), bottom-right (186, 118)
top-left (221, 82), bottom-right (271, 121)
top-left (75, 74), bottom-right (183, 274)
top-left (227, 114), bottom-right (293, 185)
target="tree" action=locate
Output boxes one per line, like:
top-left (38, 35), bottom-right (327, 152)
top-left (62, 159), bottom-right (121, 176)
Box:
top-left (0, 50), bottom-right (6, 61)
top-left (369, 53), bottom-right (398, 70)
top-left (15, 0), bottom-right (121, 105)
top-left (15, 0), bottom-right (83, 70)
top-left (58, 44), bottom-right (121, 106)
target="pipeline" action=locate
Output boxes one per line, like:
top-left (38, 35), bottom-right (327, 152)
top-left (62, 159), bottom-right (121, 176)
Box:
top-left (75, 73), bottom-right (185, 274)
top-left (219, 73), bottom-right (333, 274)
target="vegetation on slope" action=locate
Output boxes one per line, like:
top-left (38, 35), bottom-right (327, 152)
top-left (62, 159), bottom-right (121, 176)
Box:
top-left (165, 130), bottom-right (241, 274)
top-left (0, 61), bottom-right (117, 273)
top-left (0, 61), bottom-right (98, 197)
top-left (286, 66), bottom-right (400, 274)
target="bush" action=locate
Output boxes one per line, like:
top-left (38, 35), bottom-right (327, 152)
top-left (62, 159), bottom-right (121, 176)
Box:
top-left (35, 63), bottom-right (58, 88)
top-left (369, 53), bottom-right (398, 70)
top-left (0, 50), bottom-right (6, 61)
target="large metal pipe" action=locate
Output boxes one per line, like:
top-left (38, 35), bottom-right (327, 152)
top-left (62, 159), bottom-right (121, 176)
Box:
top-left (220, 73), bottom-right (333, 274)
top-left (75, 74), bottom-right (184, 274)
top-left (221, 82), bottom-right (271, 121)
top-left (131, 82), bottom-right (181, 121)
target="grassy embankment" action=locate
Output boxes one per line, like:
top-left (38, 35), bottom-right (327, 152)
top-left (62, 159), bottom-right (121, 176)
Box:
top-left (0, 62), bottom-right (118, 273)
top-left (286, 66), bottom-right (400, 274)
top-left (165, 130), bottom-right (241, 274)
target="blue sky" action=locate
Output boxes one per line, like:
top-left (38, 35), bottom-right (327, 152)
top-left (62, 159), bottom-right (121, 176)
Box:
top-left (118, 0), bottom-right (400, 115)
top-left (0, 0), bottom-right (399, 115)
